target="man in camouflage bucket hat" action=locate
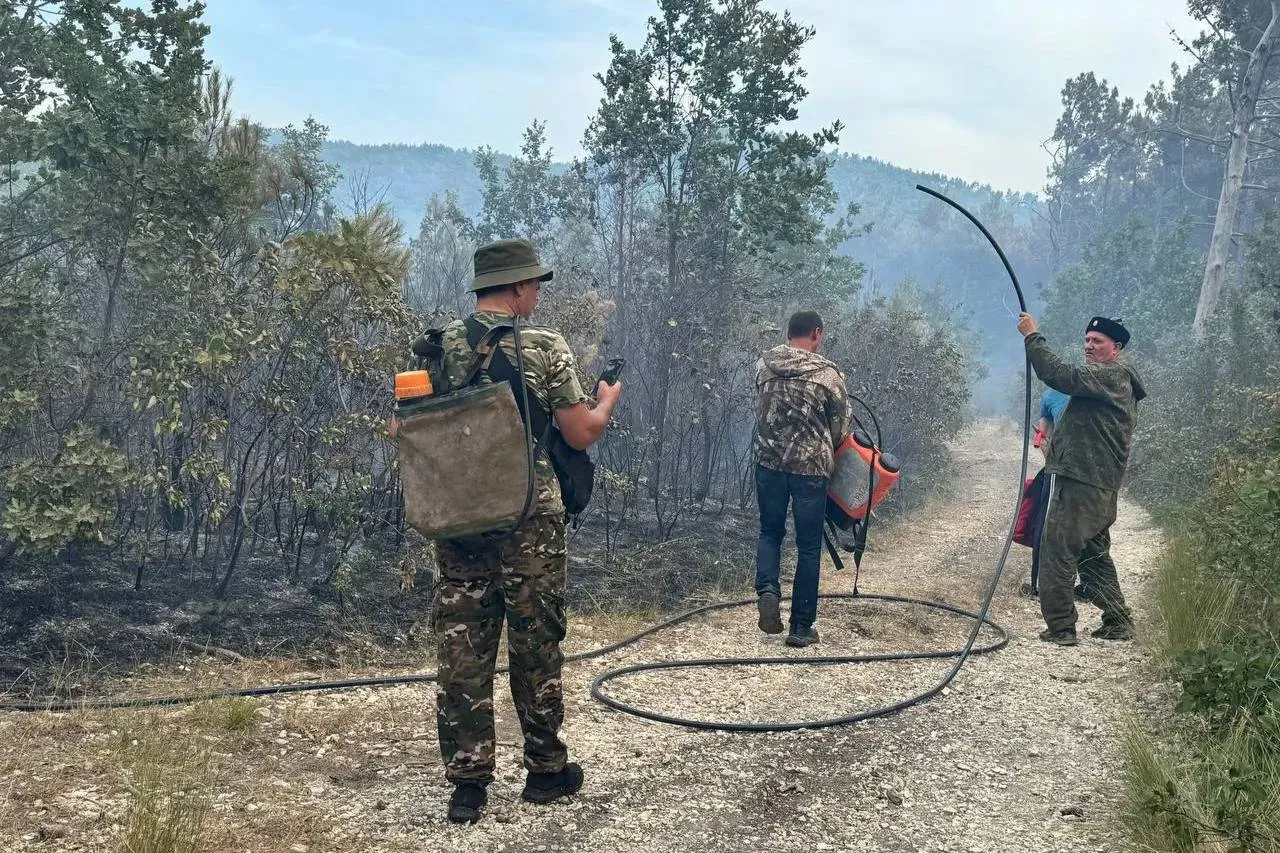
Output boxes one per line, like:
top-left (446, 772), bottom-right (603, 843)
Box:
top-left (1017, 311), bottom-right (1147, 647)
top-left (434, 238), bottom-right (622, 824)
top-left (752, 311), bottom-right (851, 648)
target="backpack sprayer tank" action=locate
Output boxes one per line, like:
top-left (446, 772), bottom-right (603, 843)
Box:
top-left (391, 326), bottom-right (539, 540)
top-left (826, 428), bottom-right (900, 530)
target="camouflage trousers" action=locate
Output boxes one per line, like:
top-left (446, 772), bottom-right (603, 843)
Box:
top-left (1038, 474), bottom-right (1132, 634)
top-left (434, 513), bottom-right (569, 783)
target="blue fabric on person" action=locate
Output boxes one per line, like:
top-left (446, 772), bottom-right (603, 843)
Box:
top-left (754, 464), bottom-right (826, 631)
top-left (1040, 388), bottom-right (1070, 424)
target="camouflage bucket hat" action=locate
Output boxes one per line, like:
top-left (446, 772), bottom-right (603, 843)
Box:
top-left (469, 238), bottom-right (554, 293)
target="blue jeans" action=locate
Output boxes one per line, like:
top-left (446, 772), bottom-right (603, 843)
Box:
top-left (755, 464), bottom-right (827, 631)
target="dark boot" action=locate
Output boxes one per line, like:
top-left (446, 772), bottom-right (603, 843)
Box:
top-left (1090, 622), bottom-right (1134, 641)
top-left (1039, 628), bottom-right (1078, 647)
top-left (1074, 583), bottom-right (1101, 605)
top-left (785, 626), bottom-right (820, 648)
top-left (447, 781), bottom-right (487, 824)
top-left (757, 592), bottom-right (783, 635)
top-left (522, 762), bottom-right (584, 805)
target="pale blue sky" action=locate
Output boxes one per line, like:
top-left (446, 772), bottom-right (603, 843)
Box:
top-left (204, 0), bottom-right (1198, 193)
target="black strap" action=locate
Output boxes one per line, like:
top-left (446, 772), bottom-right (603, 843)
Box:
top-left (823, 524), bottom-right (845, 572)
top-left (463, 316), bottom-right (553, 446)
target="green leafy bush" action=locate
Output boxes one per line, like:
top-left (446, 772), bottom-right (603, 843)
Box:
top-left (1126, 414), bottom-right (1280, 853)
top-left (2, 424), bottom-right (133, 555)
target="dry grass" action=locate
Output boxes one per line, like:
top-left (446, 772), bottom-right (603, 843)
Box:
top-left (1122, 716), bottom-right (1280, 853)
top-left (1153, 539), bottom-right (1242, 660)
top-left (186, 698), bottom-right (261, 737)
top-left (0, 674), bottom-right (427, 853)
top-left (116, 729), bottom-right (212, 853)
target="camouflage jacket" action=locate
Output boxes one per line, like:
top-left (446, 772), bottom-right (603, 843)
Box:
top-left (753, 345), bottom-right (850, 478)
top-left (441, 311), bottom-right (588, 515)
top-left (1025, 332), bottom-right (1148, 491)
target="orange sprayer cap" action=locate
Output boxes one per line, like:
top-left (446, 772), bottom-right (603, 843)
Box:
top-left (395, 370), bottom-right (432, 400)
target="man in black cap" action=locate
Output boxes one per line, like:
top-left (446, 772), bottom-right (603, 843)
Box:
top-left (1016, 312), bottom-right (1147, 646)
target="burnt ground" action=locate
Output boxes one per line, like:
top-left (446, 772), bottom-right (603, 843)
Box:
top-left (0, 496), bottom-right (758, 701)
top-left (0, 547), bottom-right (432, 698)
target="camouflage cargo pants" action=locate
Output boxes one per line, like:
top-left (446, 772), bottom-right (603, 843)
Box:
top-left (434, 513), bottom-right (569, 783)
top-left (1038, 473), bottom-right (1132, 634)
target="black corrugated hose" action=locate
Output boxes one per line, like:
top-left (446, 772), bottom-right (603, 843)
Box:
top-left (1, 185), bottom-right (1031, 730)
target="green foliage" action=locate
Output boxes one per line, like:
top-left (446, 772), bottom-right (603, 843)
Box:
top-left (0, 269), bottom-right (69, 431)
top-left (2, 424), bottom-right (133, 555)
top-left (1177, 643), bottom-right (1280, 725)
top-left (0, 3), bottom-right (419, 597)
top-left (1041, 217), bottom-right (1203, 353)
top-left (587, 0), bottom-right (843, 255)
top-left (1246, 210), bottom-right (1280, 329)
top-left (474, 121), bottom-right (569, 246)
top-left (1127, 415), bottom-right (1280, 853)
top-left (826, 287), bottom-right (974, 510)
top-left (404, 191), bottom-right (474, 318)
top-left (264, 118), bottom-right (342, 238)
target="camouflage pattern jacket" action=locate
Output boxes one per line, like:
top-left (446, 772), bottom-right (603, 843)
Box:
top-left (1025, 332), bottom-right (1148, 491)
top-left (441, 311), bottom-right (588, 515)
top-left (753, 345), bottom-right (850, 478)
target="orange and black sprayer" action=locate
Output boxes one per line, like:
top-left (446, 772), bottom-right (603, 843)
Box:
top-left (390, 329), bottom-right (449, 437)
top-left (395, 369), bottom-right (433, 409)
top-left (827, 428), bottom-right (900, 523)
top-left (823, 394), bottom-right (901, 578)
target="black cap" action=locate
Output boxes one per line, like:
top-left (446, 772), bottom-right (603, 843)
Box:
top-left (1087, 316), bottom-right (1130, 348)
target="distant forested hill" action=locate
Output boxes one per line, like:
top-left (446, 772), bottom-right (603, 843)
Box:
top-left (321, 140), bottom-right (1051, 409)
top-left (323, 141), bottom-right (1048, 290)
top-left (322, 141), bottom-right (495, 225)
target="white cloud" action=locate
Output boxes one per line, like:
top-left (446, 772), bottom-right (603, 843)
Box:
top-left (772, 0), bottom-right (1198, 190)
top-left (300, 31), bottom-right (415, 62)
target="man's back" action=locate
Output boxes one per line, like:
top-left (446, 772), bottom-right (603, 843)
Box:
top-left (440, 310), bottom-right (586, 514)
top-left (753, 344), bottom-right (849, 478)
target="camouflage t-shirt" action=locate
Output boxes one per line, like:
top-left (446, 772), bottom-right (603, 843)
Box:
top-left (441, 311), bottom-right (588, 515)
top-left (753, 345), bottom-right (850, 478)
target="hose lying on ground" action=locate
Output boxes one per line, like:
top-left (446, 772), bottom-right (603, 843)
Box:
top-left (0, 592), bottom-right (1007, 719)
top-left (1, 185), bottom-right (1031, 732)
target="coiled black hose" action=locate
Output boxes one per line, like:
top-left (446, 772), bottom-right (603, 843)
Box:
top-left (585, 184), bottom-right (1033, 730)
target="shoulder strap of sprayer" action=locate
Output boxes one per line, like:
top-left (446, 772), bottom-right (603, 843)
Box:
top-left (823, 527), bottom-right (845, 573)
top-left (463, 316), bottom-right (554, 452)
top-left (456, 315), bottom-right (539, 527)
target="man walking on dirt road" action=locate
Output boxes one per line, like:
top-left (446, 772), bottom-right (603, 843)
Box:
top-left (753, 311), bottom-right (850, 648)
top-left (1017, 312), bottom-right (1147, 646)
